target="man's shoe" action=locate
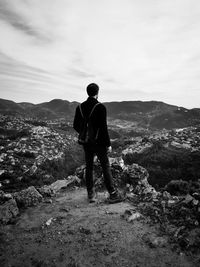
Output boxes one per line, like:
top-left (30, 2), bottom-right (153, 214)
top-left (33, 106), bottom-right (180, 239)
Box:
top-left (88, 191), bottom-right (97, 203)
top-left (88, 196), bottom-right (97, 203)
top-left (108, 191), bottom-right (125, 204)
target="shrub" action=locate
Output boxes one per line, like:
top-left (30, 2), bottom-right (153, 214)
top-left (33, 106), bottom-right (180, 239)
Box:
top-left (165, 180), bottom-right (189, 195)
top-left (123, 142), bottom-right (200, 188)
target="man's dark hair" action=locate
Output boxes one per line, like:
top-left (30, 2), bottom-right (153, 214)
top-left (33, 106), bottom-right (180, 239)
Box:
top-left (86, 83), bottom-right (99, 97)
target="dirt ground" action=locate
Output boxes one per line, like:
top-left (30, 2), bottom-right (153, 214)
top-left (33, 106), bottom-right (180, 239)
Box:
top-left (0, 188), bottom-right (198, 267)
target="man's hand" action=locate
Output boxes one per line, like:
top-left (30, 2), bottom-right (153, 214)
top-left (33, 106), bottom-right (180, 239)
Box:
top-left (107, 146), bottom-right (112, 153)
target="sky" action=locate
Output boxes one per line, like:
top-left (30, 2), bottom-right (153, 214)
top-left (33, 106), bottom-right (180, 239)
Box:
top-left (0, 0), bottom-right (200, 108)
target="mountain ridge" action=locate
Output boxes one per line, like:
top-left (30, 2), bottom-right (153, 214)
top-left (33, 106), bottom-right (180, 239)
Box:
top-left (0, 98), bottom-right (200, 129)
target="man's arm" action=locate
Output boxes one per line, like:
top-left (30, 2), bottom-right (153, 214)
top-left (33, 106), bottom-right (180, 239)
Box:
top-left (98, 104), bottom-right (111, 147)
top-left (73, 106), bottom-right (82, 133)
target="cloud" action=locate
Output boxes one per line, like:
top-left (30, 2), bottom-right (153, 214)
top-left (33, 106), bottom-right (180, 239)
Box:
top-left (0, 0), bottom-right (51, 42)
top-left (68, 68), bottom-right (95, 79)
top-left (0, 0), bottom-right (200, 108)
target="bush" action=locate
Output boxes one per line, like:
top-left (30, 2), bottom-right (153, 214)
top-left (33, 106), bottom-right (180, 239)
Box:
top-left (25, 120), bottom-right (47, 126)
top-left (165, 180), bottom-right (189, 195)
top-left (15, 150), bottom-right (36, 158)
top-left (123, 141), bottom-right (200, 188)
top-left (111, 139), bottom-right (125, 150)
top-left (0, 128), bottom-right (30, 140)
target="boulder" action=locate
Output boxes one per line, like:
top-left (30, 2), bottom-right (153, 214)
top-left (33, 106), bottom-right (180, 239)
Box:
top-left (75, 165), bottom-right (86, 179)
top-left (0, 190), bottom-right (12, 204)
top-left (122, 209), bottom-right (142, 222)
top-left (0, 199), bottom-right (19, 224)
top-left (123, 163), bottom-right (149, 185)
top-left (109, 157), bottom-right (125, 170)
top-left (143, 234), bottom-right (168, 248)
top-left (122, 163), bottom-right (158, 198)
top-left (46, 175), bottom-right (81, 193)
top-left (13, 186), bottom-right (43, 208)
top-left (38, 185), bottom-right (55, 197)
top-left (75, 160), bottom-right (157, 197)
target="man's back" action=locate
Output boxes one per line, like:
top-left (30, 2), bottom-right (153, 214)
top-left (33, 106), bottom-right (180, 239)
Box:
top-left (73, 96), bottom-right (110, 147)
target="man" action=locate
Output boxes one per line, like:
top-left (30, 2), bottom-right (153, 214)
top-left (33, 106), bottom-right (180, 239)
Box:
top-left (73, 83), bottom-right (123, 203)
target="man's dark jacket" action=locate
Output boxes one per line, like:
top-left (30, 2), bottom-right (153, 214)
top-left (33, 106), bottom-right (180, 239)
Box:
top-left (73, 97), bottom-right (111, 147)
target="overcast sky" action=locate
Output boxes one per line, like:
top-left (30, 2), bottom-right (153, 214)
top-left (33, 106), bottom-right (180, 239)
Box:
top-left (0, 0), bottom-right (200, 108)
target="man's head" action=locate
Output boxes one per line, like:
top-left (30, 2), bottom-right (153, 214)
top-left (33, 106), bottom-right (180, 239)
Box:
top-left (86, 83), bottom-right (99, 97)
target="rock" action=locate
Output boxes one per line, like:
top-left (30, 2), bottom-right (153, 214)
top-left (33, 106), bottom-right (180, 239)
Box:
top-left (167, 199), bottom-right (177, 207)
top-left (75, 161), bottom-right (157, 198)
top-left (122, 209), bottom-right (142, 222)
top-left (0, 190), bottom-right (13, 204)
top-left (185, 228), bottom-right (200, 252)
top-left (183, 194), bottom-right (194, 204)
top-left (0, 199), bottom-right (19, 224)
top-left (162, 191), bottom-right (171, 200)
top-left (193, 192), bottom-right (200, 200)
top-left (44, 199), bottom-right (53, 204)
top-left (13, 186), bottom-right (43, 207)
top-left (47, 175), bottom-right (80, 193)
top-left (109, 157), bottom-right (125, 169)
top-left (59, 207), bottom-right (70, 213)
top-left (123, 163), bottom-right (149, 184)
top-left (127, 212), bottom-right (142, 222)
top-left (148, 236), bottom-right (168, 248)
top-left (192, 199), bottom-right (199, 206)
top-left (143, 233), bottom-right (168, 248)
top-left (122, 163), bottom-right (157, 198)
top-left (174, 226), bottom-right (185, 238)
top-left (79, 226), bottom-right (92, 235)
top-left (45, 217), bottom-right (53, 226)
top-left (0, 170), bottom-right (5, 176)
top-left (75, 165), bottom-right (86, 179)
top-left (38, 185), bottom-right (55, 197)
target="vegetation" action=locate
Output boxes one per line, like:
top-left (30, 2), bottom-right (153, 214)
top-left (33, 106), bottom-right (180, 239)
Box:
top-left (39, 144), bottom-right (84, 180)
top-left (164, 179), bottom-right (200, 195)
top-left (25, 120), bottom-right (47, 127)
top-left (0, 127), bottom-right (30, 140)
top-left (123, 141), bottom-right (200, 188)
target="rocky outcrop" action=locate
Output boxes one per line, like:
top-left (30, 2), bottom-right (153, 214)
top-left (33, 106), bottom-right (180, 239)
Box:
top-left (13, 186), bottom-right (43, 208)
top-left (0, 198), bottom-right (19, 224)
top-left (123, 163), bottom-right (158, 198)
top-left (39, 175), bottom-right (80, 195)
top-left (0, 190), bottom-right (12, 204)
top-left (0, 174), bottom-right (82, 224)
top-left (75, 159), bottom-right (157, 199)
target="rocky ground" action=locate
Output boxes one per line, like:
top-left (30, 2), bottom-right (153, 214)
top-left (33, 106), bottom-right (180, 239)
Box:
top-left (0, 115), bottom-right (84, 192)
top-left (0, 188), bottom-right (198, 267)
top-left (0, 160), bottom-right (200, 266)
top-left (0, 115), bottom-right (200, 266)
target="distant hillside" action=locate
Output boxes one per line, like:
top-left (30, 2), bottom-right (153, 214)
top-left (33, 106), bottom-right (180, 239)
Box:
top-left (104, 100), bottom-right (178, 115)
top-left (0, 98), bottom-right (199, 129)
top-left (37, 99), bottom-right (78, 116)
top-left (0, 99), bottom-right (24, 115)
top-left (105, 101), bottom-right (200, 129)
top-left (150, 108), bottom-right (200, 129)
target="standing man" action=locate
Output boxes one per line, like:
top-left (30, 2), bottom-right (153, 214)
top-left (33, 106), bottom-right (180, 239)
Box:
top-left (73, 83), bottom-right (123, 203)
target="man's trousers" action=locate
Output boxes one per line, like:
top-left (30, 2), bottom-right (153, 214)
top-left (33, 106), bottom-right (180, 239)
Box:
top-left (83, 144), bottom-right (115, 195)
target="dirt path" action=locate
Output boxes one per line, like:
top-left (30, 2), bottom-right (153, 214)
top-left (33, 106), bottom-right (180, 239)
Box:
top-left (0, 188), bottom-right (197, 267)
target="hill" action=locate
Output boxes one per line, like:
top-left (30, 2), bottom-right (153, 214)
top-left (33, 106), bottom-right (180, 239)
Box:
top-left (0, 99), bottom-right (24, 115)
top-left (0, 98), bottom-right (199, 129)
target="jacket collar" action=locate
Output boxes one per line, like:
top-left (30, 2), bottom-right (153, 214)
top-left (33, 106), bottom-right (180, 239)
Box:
top-left (86, 96), bottom-right (98, 103)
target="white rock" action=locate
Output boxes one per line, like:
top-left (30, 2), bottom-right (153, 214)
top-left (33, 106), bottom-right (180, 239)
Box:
top-left (127, 212), bottom-right (142, 222)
